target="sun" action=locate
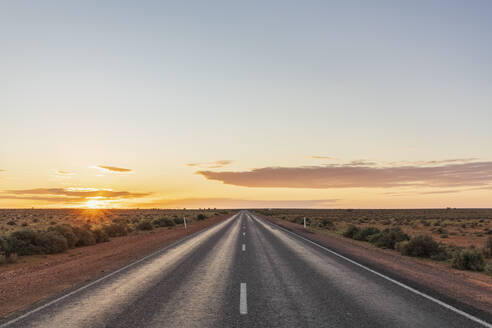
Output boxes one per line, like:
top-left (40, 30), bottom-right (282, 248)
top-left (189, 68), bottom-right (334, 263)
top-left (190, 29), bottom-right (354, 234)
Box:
top-left (84, 198), bottom-right (107, 209)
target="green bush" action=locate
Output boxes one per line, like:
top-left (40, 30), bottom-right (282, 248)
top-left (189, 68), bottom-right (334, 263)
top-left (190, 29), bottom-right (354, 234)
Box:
top-left (319, 219), bottom-right (335, 230)
top-left (399, 235), bottom-right (439, 258)
top-left (137, 220), bottom-right (154, 231)
top-left (49, 225), bottom-right (78, 248)
top-left (0, 237), bottom-right (13, 257)
top-left (152, 217), bottom-right (175, 227)
top-left (7, 230), bottom-right (44, 255)
top-left (72, 227), bottom-right (96, 247)
top-left (173, 217), bottom-right (184, 225)
top-left (430, 245), bottom-right (452, 261)
top-left (343, 225), bottom-right (360, 238)
top-left (353, 227), bottom-right (380, 241)
top-left (38, 231), bottom-right (68, 254)
top-left (452, 249), bottom-right (485, 271)
top-left (196, 214), bottom-right (207, 221)
top-left (103, 223), bottom-right (128, 237)
top-left (484, 236), bottom-right (492, 258)
top-left (92, 228), bottom-right (109, 243)
top-left (369, 228), bottom-right (409, 249)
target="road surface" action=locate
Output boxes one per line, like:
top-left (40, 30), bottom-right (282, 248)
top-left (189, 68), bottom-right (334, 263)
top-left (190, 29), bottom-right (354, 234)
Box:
top-left (1, 211), bottom-right (490, 328)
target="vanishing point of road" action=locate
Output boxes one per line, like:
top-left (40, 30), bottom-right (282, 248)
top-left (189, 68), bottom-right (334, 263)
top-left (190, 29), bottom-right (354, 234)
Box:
top-left (1, 211), bottom-right (491, 328)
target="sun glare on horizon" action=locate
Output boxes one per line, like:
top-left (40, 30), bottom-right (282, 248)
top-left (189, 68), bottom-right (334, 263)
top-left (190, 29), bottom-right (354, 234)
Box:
top-left (84, 198), bottom-right (110, 209)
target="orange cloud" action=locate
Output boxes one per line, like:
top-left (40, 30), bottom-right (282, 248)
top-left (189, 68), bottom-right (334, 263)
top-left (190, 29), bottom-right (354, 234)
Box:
top-left (1, 188), bottom-right (151, 205)
top-left (56, 170), bottom-right (74, 176)
top-left (187, 160), bottom-right (233, 169)
top-left (197, 161), bottom-right (492, 189)
top-left (95, 165), bottom-right (133, 173)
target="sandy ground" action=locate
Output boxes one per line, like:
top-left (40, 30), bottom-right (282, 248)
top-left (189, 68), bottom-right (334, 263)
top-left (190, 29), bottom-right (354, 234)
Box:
top-left (0, 213), bottom-right (232, 318)
top-left (262, 216), bottom-right (492, 316)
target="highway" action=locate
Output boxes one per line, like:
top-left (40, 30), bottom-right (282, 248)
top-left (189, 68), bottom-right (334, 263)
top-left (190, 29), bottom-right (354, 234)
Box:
top-left (1, 211), bottom-right (490, 328)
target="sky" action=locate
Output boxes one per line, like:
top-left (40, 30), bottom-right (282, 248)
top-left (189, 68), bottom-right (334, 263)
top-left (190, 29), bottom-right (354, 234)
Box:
top-left (1, 0), bottom-right (492, 209)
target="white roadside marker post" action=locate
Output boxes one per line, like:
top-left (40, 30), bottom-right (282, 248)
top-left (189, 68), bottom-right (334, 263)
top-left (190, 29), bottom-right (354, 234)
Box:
top-left (183, 216), bottom-right (187, 230)
top-left (304, 217), bottom-right (307, 229)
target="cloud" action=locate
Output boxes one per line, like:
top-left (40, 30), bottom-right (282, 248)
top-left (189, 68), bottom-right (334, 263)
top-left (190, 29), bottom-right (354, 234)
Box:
top-left (388, 158), bottom-right (478, 166)
top-left (311, 156), bottom-right (337, 160)
top-left (95, 165), bottom-right (133, 173)
top-left (56, 170), bottom-right (74, 176)
top-left (0, 195), bottom-right (79, 202)
top-left (197, 161), bottom-right (492, 189)
top-left (1, 187), bottom-right (151, 204)
top-left (6, 188), bottom-right (150, 198)
top-left (417, 190), bottom-right (463, 195)
top-left (135, 197), bottom-right (340, 209)
top-left (187, 160), bottom-right (233, 169)
top-left (0, 169), bottom-right (5, 172)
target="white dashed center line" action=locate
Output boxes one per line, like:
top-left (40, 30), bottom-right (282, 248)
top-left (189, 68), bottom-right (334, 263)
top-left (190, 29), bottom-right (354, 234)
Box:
top-left (240, 283), bottom-right (247, 315)
top-left (242, 244), bottom-right (246, 251)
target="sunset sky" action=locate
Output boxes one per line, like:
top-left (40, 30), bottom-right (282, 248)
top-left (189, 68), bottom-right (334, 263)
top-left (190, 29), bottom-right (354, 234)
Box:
top-left (1, 1), bottom-right (492, 209)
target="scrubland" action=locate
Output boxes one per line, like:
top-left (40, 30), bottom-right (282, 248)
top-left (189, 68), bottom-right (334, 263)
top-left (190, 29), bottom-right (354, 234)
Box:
top-left (0, 208), bottom-right (230, 265)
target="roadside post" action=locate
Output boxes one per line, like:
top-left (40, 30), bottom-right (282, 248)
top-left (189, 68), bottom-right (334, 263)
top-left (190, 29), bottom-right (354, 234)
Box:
top-left (183, 216), bottom-right (187, 230)
top-left (303, 217), bottom-right (307, 229)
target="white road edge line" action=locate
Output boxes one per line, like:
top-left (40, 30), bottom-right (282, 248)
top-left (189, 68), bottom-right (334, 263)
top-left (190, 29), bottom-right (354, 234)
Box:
top-left (0, 213), bottom-right (240, 328)
top-left (240, 283), bottom-right (248, 315)
top-left (242, 244), bottom-right (246, 251)
top-left (251, 214), bottom-right (492, 328)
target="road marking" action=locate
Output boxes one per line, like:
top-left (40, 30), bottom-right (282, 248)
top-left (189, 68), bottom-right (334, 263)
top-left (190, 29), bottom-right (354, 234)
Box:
top-left (243, 232), bottom-right (246, 236)
top-left (240, 283), bottom-right (247, 314)
top-left (0, 213), bottom-right (240, 328)
top-left (250, 214), bottom-right (492, 328)
top-left (242, 244), bottom-right (246, 251)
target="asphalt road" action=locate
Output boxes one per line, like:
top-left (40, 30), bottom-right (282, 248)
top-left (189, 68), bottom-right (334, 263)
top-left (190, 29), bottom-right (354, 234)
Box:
top-left (1, 211), bottom-right (490, 328)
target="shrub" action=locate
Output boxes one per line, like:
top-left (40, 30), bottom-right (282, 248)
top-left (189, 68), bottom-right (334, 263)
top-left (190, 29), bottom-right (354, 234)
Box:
top-left (0, 237), bottom-right (12, 257)
top-left (72, 227), bottom-right (96, 247)
top-left (49, 225), bottom-right (78, 248)
top-left (343, 225), bottom-right (360, 238)
top-left (103, 223), bottom-right (128, 237)
top-left (353, 227), bottom-right (380, 241)
top-left (173, 217), bottom-right (184, 225)
top-left (452, 249), bottom-right (485, 271)
top-left (484, 236), bottom-right (492, 258)
top-left (38, 231), bottom-right (68, 254)
top-left (319, 219), bottom-right (335, 230)
top-left (196, 214), bottom-right (207, 221)
top-left (152, 217), bottom-right (175, 227)
top-left (429, 244), bottom-right (453, 261)
top-left (399, 235), bottom-right (440, 258)
top-left (7, 230), bottom-right (44, 255)
top-left (369, 228), bottom-right (409, 249)
top-left (92, 228), bottom-right (109, 243)
top-left (137, 220), bottom-right (154, 231)
top-left (7, 220), bottom-right (16, 226)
